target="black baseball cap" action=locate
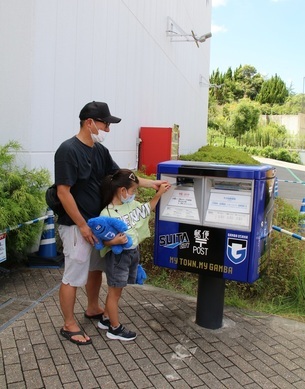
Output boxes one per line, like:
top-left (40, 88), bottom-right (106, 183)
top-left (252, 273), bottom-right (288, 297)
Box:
top-left (79, 101), bottom-right (121, 123)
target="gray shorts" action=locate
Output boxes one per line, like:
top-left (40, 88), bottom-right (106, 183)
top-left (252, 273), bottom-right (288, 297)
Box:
top-left (58, 225), bottom-right (105, 287)
top-left (105, 248), bottom-right (139, 288)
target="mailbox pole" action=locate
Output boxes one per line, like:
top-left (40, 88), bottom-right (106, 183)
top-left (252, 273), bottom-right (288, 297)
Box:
top-left (196, 274), bottom-right (225, 329)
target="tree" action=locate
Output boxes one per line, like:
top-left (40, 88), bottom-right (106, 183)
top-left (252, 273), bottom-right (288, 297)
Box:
top-left (210, 65), bottom-right (264, 104)
top-left (230, 100), bottom-right (260, 145)
top-left (256, 74), bottom-right (289, 105)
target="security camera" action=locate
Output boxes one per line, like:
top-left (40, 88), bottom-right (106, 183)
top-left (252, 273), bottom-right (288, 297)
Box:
top-left (197, 32), bottom-right (212, 42)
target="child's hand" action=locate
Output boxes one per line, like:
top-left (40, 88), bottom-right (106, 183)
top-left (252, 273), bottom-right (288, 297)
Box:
top-left (158, 183), bottom-right (171, 195)
top-left (106, 233), bottom-right (129, 246)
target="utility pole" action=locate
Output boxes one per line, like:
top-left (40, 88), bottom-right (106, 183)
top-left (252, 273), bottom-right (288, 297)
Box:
top-left (303, 77), bottom-right (305, 113)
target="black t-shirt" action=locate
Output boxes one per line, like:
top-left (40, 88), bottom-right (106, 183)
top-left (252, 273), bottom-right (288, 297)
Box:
top-left (54, 136), bottom-right (119, 225)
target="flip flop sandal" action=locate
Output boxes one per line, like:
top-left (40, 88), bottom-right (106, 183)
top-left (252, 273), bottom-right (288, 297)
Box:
top-left (60, 328), bottom-right (92, 345)
top-left (84, 312), bottom-right (104, 320)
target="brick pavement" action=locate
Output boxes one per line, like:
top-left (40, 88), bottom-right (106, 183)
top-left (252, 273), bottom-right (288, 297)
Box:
top-left (1, 267), bottom-right (305, 388)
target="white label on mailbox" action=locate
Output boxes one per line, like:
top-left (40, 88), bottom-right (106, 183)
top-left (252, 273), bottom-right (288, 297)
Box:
top-left (162, 205), bottom-right (200, 221)
top-left (205, 210), bottom-right (250, 227)
top-left (162, 187), bottom-right (200, 221)
top-left (168, 188), bottom-right (197, 208)
top-left (207, 191), bottom-right (251, 213)
top-left (0, 234), bottom-right (7, 263)
top-left (205, 190), bottom-right (251, 228)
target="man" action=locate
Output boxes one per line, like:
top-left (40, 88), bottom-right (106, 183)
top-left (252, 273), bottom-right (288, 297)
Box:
top-left (55, 101), bottom-right (163, 345)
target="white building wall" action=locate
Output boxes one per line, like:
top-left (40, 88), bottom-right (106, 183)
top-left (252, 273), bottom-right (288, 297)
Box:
top-left (0, 0), bottom-right (211, 179)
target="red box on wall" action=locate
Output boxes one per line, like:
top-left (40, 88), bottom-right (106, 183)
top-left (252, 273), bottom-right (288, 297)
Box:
top-left (138, 127), bottom-right (172, 175)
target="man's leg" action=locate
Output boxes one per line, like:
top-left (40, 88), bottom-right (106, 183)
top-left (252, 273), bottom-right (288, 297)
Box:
top-left (59, 283), bottom-right (90, 342)
top-left (85, 270), bottom-right (104, 316)
top-left (58, 225), bottom-right (92, 342)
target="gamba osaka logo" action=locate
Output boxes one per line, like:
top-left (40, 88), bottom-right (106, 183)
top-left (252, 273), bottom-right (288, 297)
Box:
top-left (227, 238), bottom-right (247, 264)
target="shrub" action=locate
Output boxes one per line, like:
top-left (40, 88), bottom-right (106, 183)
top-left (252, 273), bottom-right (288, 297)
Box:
top-left (226, 198), bottom-right (305, 314)
top-left (0, 141), bottom-right (51, 264)
top-left (180, 145), bottom-right (260, 165)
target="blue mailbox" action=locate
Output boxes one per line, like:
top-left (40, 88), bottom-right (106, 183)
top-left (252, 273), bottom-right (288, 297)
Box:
top-left (154, 161), bottom-right (275, 328)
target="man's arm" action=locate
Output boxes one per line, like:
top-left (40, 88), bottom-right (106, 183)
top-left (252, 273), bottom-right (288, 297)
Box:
top-left (57, 184), bottom-right (97, 245)
top-left (138, 177), bottom-right (168, 190)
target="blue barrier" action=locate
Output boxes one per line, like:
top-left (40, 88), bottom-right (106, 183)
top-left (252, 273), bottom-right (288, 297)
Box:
top-left (272, 225), bottom-right (305, 242)
top-left (0, 210), bottom-right (64, 268)
top-left (0, 215), bottom-right (48, 235)
top-left (277, 179), bottom-right (305, 185)
top-left (274, 177), bottom-right (279, 197)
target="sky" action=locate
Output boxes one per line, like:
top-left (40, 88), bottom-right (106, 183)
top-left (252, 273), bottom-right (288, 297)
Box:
top-left (210, 0), bottom-right (305, 94)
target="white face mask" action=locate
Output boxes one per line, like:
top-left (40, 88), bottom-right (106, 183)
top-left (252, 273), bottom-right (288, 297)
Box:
top-left (121, 193), bottom-right (136, 204)
top-left (91, 122), bottom-right (106, 143)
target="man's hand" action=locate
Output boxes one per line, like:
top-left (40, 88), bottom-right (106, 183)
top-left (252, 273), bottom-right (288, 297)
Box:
top-left (149, 179), bottom-right (169, 190)
top-left (79, 224), bottom-right (98, 246)
top-left (138, 177), bottom-right (169, 190)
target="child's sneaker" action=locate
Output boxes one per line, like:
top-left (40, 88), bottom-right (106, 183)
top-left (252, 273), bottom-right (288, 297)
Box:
top-left (97, 316), bottom-right (110, 330)
top-left (106, 324), bottom-right (137, 341)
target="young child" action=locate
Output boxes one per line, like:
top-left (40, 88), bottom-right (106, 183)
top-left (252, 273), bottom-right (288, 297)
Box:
top-left (97, 169), bottom-right (170, 341)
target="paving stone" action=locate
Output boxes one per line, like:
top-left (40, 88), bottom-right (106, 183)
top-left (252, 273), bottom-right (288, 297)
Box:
top-left (107, 339), bottom-right (127, 356)
top-left (221, 377), bottom-right (247, 389)
top-left (209, 350), bottom-right (235, 369)
top-left (247, 370), bottom-right (278, 388)
top-left (33, 343), bottom-right (51, 359)
top-left (293, 367), bottom-right (305, 381)
top-left (124, 343), bottom-right (146, 360)
top-left (96, 374), bottom-right (119, 389)
top-left (199, 372), bottom-right (227, 388)
top-left (43, 374), bottom-right (64, 389)
top-left (5, 364), bottom-right (24, 384)
top-left (7, 382), bottom-right (27, 389)
top-left (176, 366), bottom-right (207, 387)
top-left (2, 347), bottom-right (20, 366)
top-left (1, 267), bottom-right (305, 388)
top-left (270, 362), bottom-right (301, 384)
top-left (0, 374), bottom-right (7, 388)
top-left (294, 382), bottom-right (305, 389)
top-left (147, 373), bottom-right (173, 388)
top-left (156, 361), bottom-right (181, 381)
top-left (163, 351), bottom-right (188, 371)
top-left (107, 363), bottom-right (130, 384)
top-left (204, 360), bottom-right (231, 381)
top-left (248, 358), bottom-right (277, 378)
top-left (225, 365), bottom-right (254, 386)
top-left (56, 363), bottom-right (78, 384)
top-left (76, 370), bottom-right (98, 389)
top-left (37, 357), bottom-right (57, 377)
top-left (97, 348), bottom-right (118, 366)
top-left (135, 357), bottom-right (159, 376)
top-left (62, 384), bottom-right (83, 389)
top-left (116, 352), bottom-right (139, 371)
top-left (269, 374), bottom-right (298, 389)
top-left (143, 347), bottom-right (167, 365)
top-left (23, 369), bottom-right (44, 389)
top-left (87, 357), bottom-right (108, 377)
top-left (20, 352), bottom-right (38, 370)
top-left (50, 348), bottom-right (70, 366)
top-left (127, 368), bottom-right (155, 389)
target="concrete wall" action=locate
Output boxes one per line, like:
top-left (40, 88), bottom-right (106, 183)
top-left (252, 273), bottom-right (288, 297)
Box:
top-left (261, 114), bottom-right (305, 136)
top-left (0, 0), bottom-right (212, 180)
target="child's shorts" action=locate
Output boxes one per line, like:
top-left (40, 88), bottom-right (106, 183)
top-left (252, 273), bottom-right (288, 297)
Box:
top-left (105, 248), bottom-right (139, 288)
